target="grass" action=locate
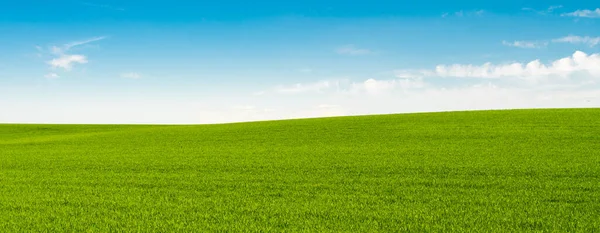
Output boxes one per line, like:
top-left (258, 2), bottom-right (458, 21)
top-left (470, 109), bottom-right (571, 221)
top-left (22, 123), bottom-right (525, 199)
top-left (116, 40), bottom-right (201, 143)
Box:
top-left (1, 108), bottom-right (599, 232)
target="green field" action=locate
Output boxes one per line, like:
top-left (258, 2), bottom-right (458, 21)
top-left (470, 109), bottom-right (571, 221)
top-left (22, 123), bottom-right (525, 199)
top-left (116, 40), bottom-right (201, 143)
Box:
top-left (1, 109), bottom-right (599, 232)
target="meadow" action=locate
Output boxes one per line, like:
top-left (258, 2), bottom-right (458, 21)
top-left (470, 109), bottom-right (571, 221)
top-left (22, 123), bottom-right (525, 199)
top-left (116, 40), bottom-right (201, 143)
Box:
top-left (1, 108), bottom-right (599, 232)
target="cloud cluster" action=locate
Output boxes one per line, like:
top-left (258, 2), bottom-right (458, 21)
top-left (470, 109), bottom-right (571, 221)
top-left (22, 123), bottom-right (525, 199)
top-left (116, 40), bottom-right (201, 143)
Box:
top-left (427, 51), bottom-right (600, 82)
top-left (232, 51), bottom-right (599, 124)
top-left (267, 51), bottom-right (600, 98)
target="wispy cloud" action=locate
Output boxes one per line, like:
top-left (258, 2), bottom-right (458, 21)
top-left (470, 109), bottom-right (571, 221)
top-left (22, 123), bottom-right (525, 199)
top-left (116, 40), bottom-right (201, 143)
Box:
top-left (443, 9), bottom-right (485, 17)
top-left (522, 5), bottom-right (563, 15)
top-left (298, 68), bottom-right (314, 73)
top-left (44, 73), bottom-right (60, 79)
top-left (472, 10), bottom-right (485, 16)
top-left (63, 36), bottom-right (107, 52)
top-left (548, 5), bottom-right (564, 12)
top-left (504, 35), bottom-right (600, 49)
top-left (49, 36), bottom-right (108, 56)
top-left (561, 8), bottom-right (600, 18)
top-left (42, 36), bottom-right (107, 73)
top-left (81, 2), bottom-right (125, 11)
top-left (274, 80), bottom-right (343, 94)
top-left (553, 35), bottom-right (600, 47)
top-left (266, 77), bottom-right (426, 96)
top-left (336, 45), bottom-right (373, 55)
top-left (121, 72), bottom-right (142, 79)
top-left (502, 40), bottom-right (548, 49)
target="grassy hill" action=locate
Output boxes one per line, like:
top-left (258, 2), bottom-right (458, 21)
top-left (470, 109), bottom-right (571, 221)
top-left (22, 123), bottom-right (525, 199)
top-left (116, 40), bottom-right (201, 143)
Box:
top-left (1, 109), bottom-right (599, 232)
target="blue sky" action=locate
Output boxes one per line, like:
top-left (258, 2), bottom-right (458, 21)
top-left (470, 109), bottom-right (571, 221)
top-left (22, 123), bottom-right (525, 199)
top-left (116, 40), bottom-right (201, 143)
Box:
top-left (1, 1), bottom-right (600, 123)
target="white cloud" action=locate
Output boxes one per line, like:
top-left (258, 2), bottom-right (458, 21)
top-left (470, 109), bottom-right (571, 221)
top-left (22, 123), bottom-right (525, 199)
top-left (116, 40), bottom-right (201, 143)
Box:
top-left (336, 45), bottom-right (373, 55)
top-left (48, 55), bottom-right (88, 70)
top-left (44, 73), bottom-right (60, 79)
top-left (356, 79), bottom-right (397, 94)
top-left (265, 76), bottom-right (428, 97)
top-left (502, 40), bottom-right (548, 49)
top-left (351, 78), bottom-right (427, 94)
top-left (43, 36), bottom-right (106, 72)
top-left (363, 78), bottom-right (397, 92)
top-left (553, 36), bottom-right (600, 47)
top-left (121, 72), bottom-right (142, 79)
top-left (561, 8), bottom-right (600, 18)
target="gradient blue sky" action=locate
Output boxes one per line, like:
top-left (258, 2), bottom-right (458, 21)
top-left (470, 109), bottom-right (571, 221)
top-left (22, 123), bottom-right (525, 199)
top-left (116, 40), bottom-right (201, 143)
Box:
top-left (1, 1), bottom-right (600, 123)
